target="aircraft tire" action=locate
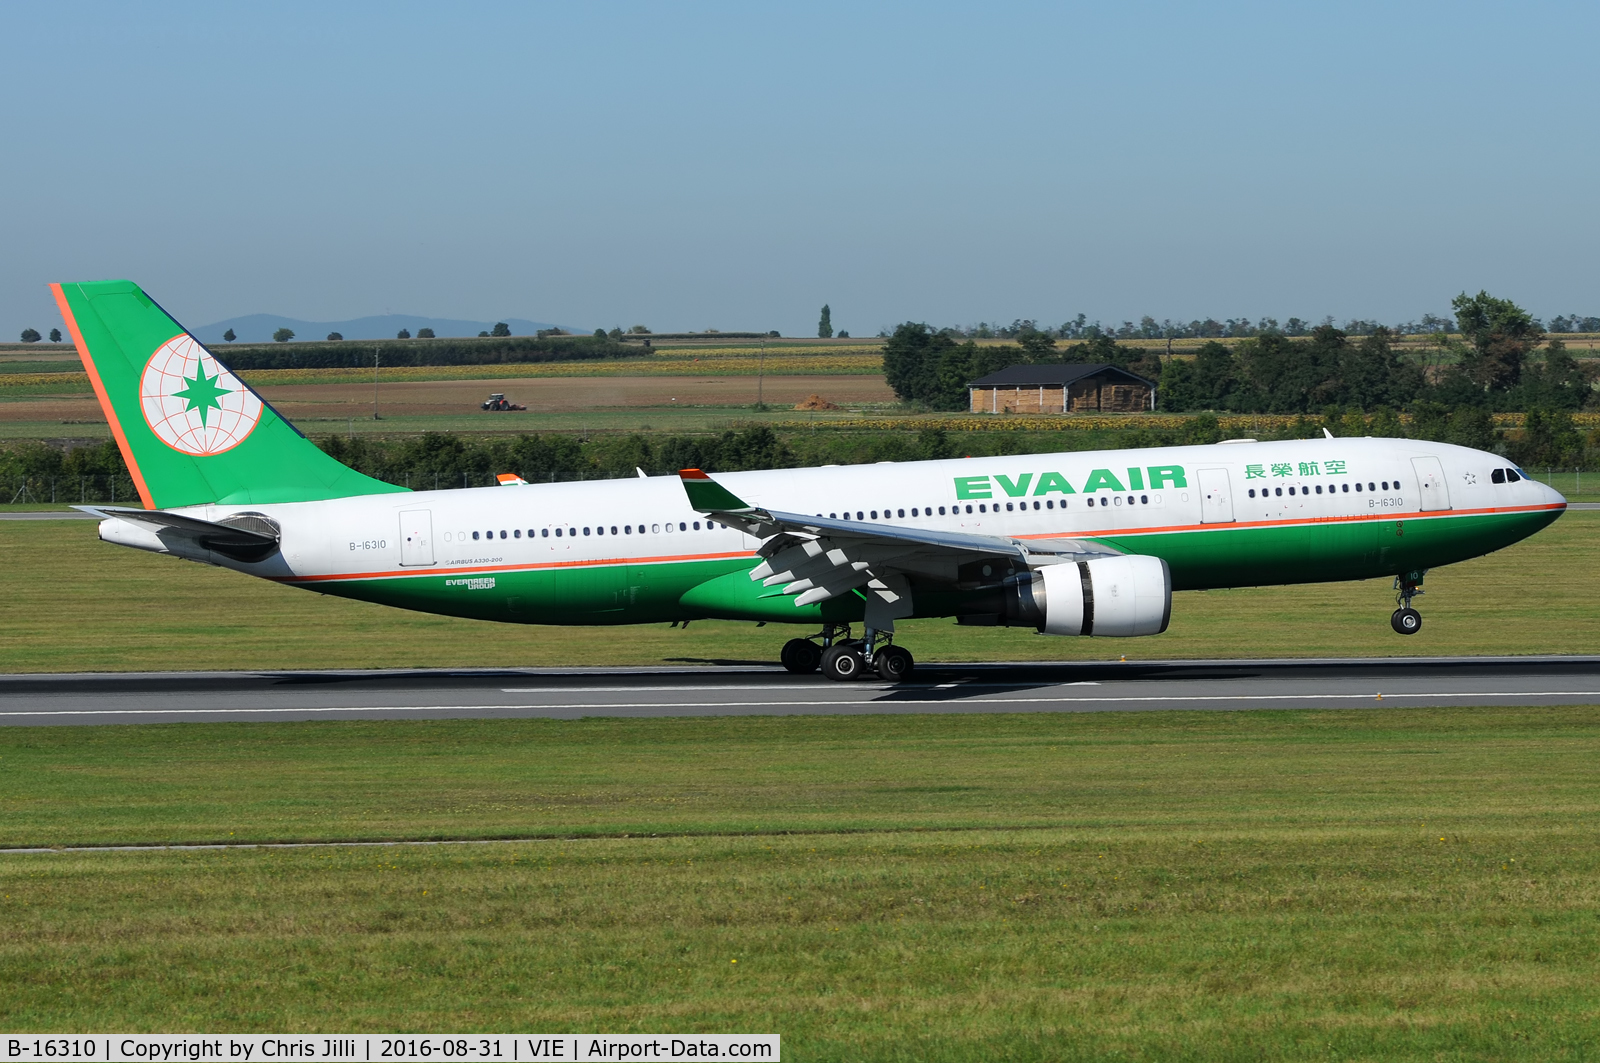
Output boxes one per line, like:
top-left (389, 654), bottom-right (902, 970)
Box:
top-left (874, 645), bottom-right (915, 683)
top-left (1391, 607), bottom-right (1422, 635)
top-left (781, 638), bottom-right (822, 674)
top-left (821, 645), bottom-right (866, 682)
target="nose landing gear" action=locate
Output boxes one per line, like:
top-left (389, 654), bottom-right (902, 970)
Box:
top-left (1391, 571), bottom-right (1425, 635)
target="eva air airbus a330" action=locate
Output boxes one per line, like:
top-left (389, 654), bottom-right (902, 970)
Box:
top-left (53, 280), bottom-right (1566, 682)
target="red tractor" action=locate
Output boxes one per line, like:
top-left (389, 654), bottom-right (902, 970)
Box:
top-left (481, 393), bottom-right (526, 412)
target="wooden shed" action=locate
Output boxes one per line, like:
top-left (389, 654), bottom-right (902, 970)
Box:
top-left (968, 363), bottom-right (1155, 414)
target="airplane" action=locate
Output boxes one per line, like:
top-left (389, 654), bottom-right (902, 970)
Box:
top-left (51, 280), bottom-right (1567, 683)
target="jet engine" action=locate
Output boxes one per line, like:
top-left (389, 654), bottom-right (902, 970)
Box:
top-left (1029, 554), bottom-right (1171, 637)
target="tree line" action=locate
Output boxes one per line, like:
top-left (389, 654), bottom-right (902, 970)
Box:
top-left (883, 291), bottom-right (1597, 415)
top-left (8, 403), bottom-right (1597, 510)
top-left (903, 308), bottom-right (1599, 343)
top-left (209, 333), bottom-right (637, 371)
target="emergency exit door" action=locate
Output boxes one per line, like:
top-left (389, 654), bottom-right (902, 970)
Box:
top-left (399, 510), bottom-right (435, 566)
top-left (1198, 468), bottom-right (1235, 523)
top-left (1412, 456), bottom-right (1452, 511)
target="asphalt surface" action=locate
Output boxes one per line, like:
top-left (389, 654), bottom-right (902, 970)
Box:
top-left (3, 656), bottom-right (1600, 726)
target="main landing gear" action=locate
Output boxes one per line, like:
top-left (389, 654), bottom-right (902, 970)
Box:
top-left (1391, 570), bottom-right (1425, 635)
top-left (781, 624), bottom-right (915, 683)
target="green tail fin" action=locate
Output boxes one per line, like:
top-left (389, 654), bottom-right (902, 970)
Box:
top-left (52, 280), bottom-right (406, 509)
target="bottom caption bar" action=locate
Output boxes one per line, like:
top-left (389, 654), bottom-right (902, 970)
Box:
top-left (6, 1037), bottom-right (779, 1063)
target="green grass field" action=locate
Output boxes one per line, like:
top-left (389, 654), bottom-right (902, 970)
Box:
top-left (0, 510), bottom-right (1596, 674)
top-left (3, 707), bottom-right (1598, 1057)
top-left (4, 510), bottom-right (1599, 1054)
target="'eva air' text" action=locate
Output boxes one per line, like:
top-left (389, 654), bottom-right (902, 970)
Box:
top-left (953, 466), bottom-right (1186, 500)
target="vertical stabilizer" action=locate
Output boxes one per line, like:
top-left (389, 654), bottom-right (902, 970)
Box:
top-left (52, 280), bottom-right (406, 509)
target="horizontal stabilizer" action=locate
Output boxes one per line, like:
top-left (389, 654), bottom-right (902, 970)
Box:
top-left (77, 505), bottom-right (281, 563)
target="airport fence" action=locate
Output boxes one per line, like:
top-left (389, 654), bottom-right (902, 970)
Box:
top-left (3, 473), bottom-right (139, 506)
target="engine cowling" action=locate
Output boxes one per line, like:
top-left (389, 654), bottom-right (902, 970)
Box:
top-left (1035, 554), bottom-right (1171, 637)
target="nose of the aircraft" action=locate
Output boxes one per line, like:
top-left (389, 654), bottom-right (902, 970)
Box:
top-left (1544, 480), bottom-right (1568, 508)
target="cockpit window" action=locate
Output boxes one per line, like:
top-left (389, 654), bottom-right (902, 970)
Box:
top-left (1491, 468), bottom-right (1505, 484)
top-left (1506, 469), bottom-right (1521, 483)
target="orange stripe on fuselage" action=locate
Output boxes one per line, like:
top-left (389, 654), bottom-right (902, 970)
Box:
top-left (50, 283), bottom-right (155, 510)
top-left (268, 502), bottom-right (1563, 586)
top-left (272, 548), bottom-right (754, 584)
top-left (1011, 499), bottom-right (1566, 542)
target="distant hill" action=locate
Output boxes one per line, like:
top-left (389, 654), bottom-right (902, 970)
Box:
top-left (193, 313), bottom-right (579, 344)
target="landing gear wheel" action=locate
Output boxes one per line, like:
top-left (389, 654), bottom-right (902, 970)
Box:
top-left (874, 645), bottom-right (914, 683)
top-left (780, 638), bottom-right (822, 674)
top-left (821, 644), bottom-right (866, 681)
top-left (1391, 607), bottom-right (1422, 635)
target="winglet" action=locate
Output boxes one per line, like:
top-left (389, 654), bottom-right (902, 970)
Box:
top-left (679, 468), bottom-right (755, 513)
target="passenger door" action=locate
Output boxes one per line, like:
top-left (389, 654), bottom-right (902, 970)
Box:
top-left (398, 510), bottom-right (435, 566)
top-left (1412, 456), bottom-right (1452, 511)
top-left (1198, 468), bottom-right (1235, 524)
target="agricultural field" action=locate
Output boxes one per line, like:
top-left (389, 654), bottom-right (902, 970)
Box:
top-left (1, 510), bottom-right (1595, 674)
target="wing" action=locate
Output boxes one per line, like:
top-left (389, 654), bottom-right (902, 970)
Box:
top-left (678, 468), bottom-right (1117, 609)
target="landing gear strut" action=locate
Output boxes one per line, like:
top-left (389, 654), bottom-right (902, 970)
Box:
top-left (1391, 570), bottom-right (1425, 635)
top-left (786, 623), bottom-right (915, 683)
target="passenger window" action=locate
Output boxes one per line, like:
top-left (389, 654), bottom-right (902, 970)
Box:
top-left (965, 505), bottom-right (972, 514)
top-left (1140, 494), bottom-right (1148, 504)
top-left (514, 529), bottom-right (521, 538)
top-left (500, 530), bottom-right (507, 538)
top-left (857, 511), bottom-right (864, 520)
top-left (611, 526), bottom-right (618, 535)
top-left (870, 510), bottom-right (878, 519)
top-left (1382, 481), bottom-right (1389, 490)
top-left (979, 504), bottom-right (987, 513)
top-left (473, 531), bottom-right (480, 540)
top-left (898, 508), bottom-right (905, 518)
top-left (554, 528), bottom-right (561, 537)
top-left (1249, 489), bottom-right (1256, 498)
top-left (583, 527), bottom-right (591, 535)
top-left (692, 522), bottom-right (700, 530)
top-left (1046, 500), bottom-right (1053, 509)
top-left (1087, 498), bottom-right (1096, 507)
top-left (651, 524), bottom-right (660, 533)
top-left (1341, 484), bottom-right (1349, 493)
top-left (1275, 488), bottom-right (1282, 497)
top-left (539, 529), bottom-right (546, 537)
top-left (677, 522), bottom-right (685, 531)
top-left (1006, 503), bottom-right (1013, 512)
top-left (445, 532), bottom-right (453, 542)
top-left (939, 507), bottom-right (946, 515)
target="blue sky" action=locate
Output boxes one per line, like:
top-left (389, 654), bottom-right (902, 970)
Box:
top-left (4, 1), bottom-right (1596, 338)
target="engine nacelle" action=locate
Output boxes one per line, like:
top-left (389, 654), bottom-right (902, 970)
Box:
top-left (1035, 554), bottom-right (1171, 637)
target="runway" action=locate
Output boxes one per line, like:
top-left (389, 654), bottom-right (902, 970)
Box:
top-left (3, 656), bottom-right (1600, 725)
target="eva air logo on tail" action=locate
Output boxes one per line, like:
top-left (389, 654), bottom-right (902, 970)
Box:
top-left (139, 334), bottom-right (263, 455)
